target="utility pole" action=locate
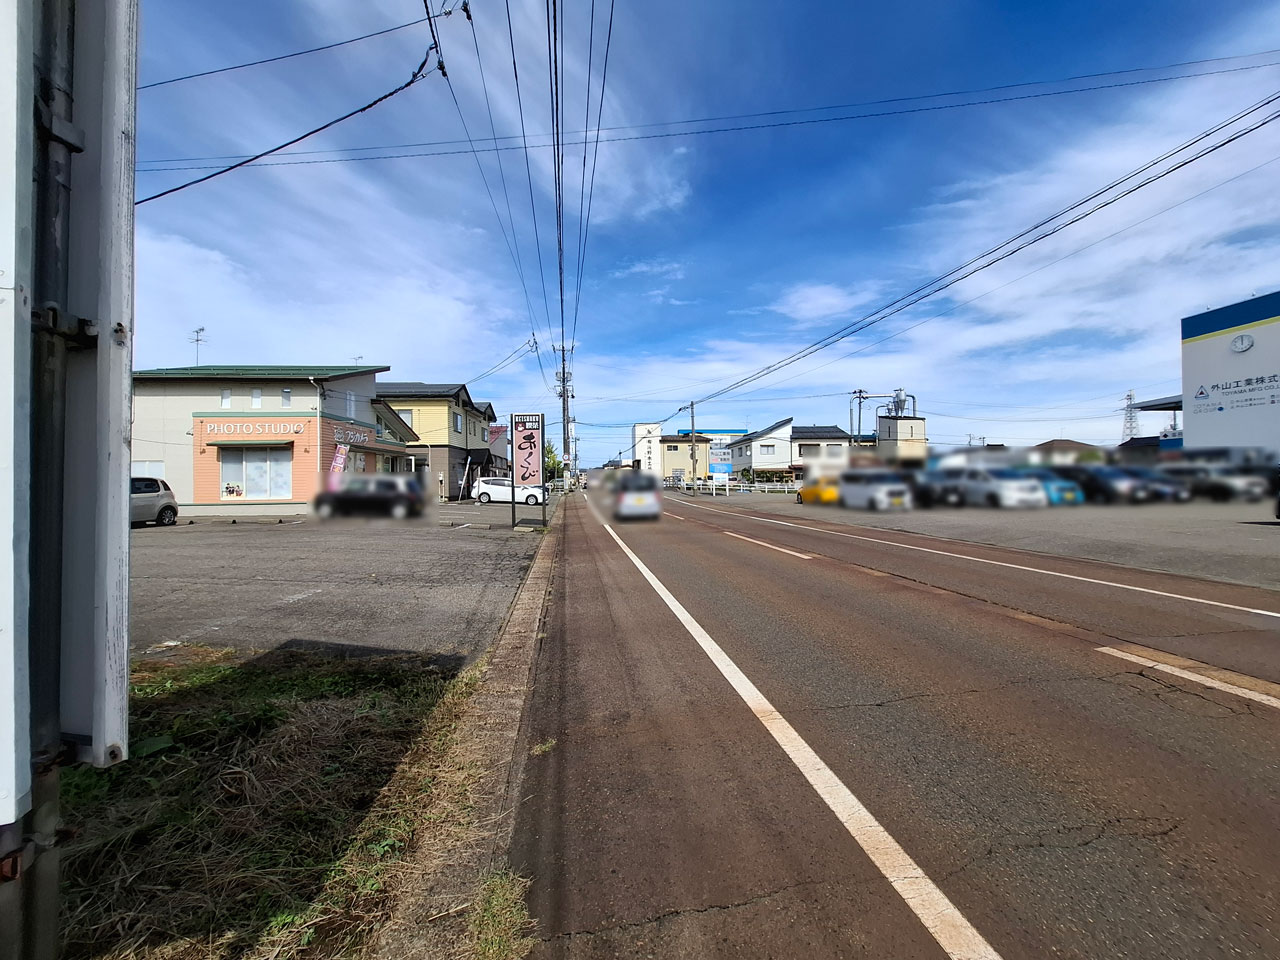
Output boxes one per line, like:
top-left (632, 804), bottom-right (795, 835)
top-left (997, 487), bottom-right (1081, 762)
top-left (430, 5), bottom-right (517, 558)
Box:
top-left (188, 326), bottom-right (205, 365)
top-left (688, 401), bottom-right (697, 492)
top-left (554, 346), bottom-right (572, 490)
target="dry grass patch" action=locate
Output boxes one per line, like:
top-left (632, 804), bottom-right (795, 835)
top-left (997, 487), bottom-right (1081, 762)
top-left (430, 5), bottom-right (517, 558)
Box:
top-left (60, 645), bottom-right (476, 960)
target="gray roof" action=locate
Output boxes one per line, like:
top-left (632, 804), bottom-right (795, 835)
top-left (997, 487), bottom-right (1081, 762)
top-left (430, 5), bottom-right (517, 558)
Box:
top-left (1132, 394), bottom-right (1182, 412)
top-left (135, 364), bottom-right (388, 380)
top-left (792, 425), bottom-right (851, 440)
top-left (376, 382), bottom-right (467, 398)
top-left (735, 418), bottom-right (792, 446)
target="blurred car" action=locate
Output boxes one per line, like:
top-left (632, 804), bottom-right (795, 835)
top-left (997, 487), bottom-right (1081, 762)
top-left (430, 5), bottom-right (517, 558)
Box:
top-left (472, 476), bottom-right (546, 505)
top-left (1120, 467), bottom-right (1192, 503)
top-left (1052, 465), bottom-right (1149, 504)
top-left (960, 468), bottom-right (1049, 508)
top-left (1157, 464), bottom-right (1268, 502)
top-left (797, 475), bottom-right (841, 505)
top-left (130, 477), bottom-right (179, 526)
top-left (314, 474), bottom-right (425, 519)
top-left (908, 469), bottom-right (966, 508)
top-left (614, 470), bottom-right (662, 520)
top-left (1015, 468), bottom-right (1084, 506)
top-left (838, 469), bottom-right (913, 510)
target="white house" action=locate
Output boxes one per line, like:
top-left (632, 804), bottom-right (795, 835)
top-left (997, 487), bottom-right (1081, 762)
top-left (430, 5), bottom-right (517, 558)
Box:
top-left (730, 419), bottom-right (853, 478)
top-left (730, 418), bottom-right (794, 477)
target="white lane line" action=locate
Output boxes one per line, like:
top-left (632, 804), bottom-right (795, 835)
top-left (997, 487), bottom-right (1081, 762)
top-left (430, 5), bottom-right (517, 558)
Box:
top-left (676, 498), bottom-right (1280, 621)
top-left (1096, 646), bottom-right (1280, 711)
top-left (724, 530), bottom-right (812, 559)
top-left (666, 512), bottom-right (687, 521)
top-left (582, 495), bottom-right (1001, 960)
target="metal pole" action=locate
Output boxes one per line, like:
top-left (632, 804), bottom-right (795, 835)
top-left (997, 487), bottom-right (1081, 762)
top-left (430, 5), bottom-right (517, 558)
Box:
top-left (540, 413), bottom-right (547, 527)
top-left (692, 404), bottom-right (698, 487)
top-left (856, 390), bottom-right (865, 447)
top-left (510, 415), bottom-right (515, 529)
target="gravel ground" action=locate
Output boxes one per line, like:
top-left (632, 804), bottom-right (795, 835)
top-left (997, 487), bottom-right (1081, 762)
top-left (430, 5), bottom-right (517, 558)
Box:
top-left (130, 514), bottom-right (542, 662)
top-left (686, 492), bottom-right (1280, 589)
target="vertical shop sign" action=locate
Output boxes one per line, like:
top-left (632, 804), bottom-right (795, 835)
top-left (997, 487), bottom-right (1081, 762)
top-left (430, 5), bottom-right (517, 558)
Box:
top-left (331, 443), bottom-right (350, 472)
top-left (513, 414), bottom-right (543, 485)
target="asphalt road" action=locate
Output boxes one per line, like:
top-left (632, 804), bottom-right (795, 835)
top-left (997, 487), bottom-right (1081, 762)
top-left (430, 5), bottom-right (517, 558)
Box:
top-left (511, 491), bottom-right (1280, 959)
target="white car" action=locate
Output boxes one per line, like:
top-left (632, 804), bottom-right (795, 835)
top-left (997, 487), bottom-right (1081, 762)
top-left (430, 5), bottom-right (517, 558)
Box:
top-left (471, 476), bottom-right (545, 505)
top-left (962, 467), bottom-right (1048, 508)
top-left (838, 470), bottom-right (913, 510)
top-left (613, 471), bottom-right (662, 520)
top-left (1157, 464), bottom-right (1268, 502)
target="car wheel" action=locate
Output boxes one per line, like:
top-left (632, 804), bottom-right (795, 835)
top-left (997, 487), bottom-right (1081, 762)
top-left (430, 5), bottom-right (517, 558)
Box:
top-left (390, 500), bottom-right (409, 520)
top-left (526, 494), bottom-right (538, 505)
top-left (316, 501), bottom-right (334, 519)
top-left (156, 505), bottom-right (177, 526)
top-left (478, 492), bottom-right (491, 504)
top-left (986, 493), bottom-right (1000, 508)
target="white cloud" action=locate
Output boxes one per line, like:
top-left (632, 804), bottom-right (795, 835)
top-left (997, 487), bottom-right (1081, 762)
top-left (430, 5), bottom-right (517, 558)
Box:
top-left (611, 258), bottom-right (686, 279)
top-left (767, 282), bottom-right (881, 324)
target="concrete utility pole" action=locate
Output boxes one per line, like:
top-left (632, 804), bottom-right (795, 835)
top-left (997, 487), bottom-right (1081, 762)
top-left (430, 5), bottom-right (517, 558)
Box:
top-left (688, 401), bottom-right (697, 492)
top-left (2, 2), bottom-right (137, 955)
top-left (554, 346), bottom-right (572, 489)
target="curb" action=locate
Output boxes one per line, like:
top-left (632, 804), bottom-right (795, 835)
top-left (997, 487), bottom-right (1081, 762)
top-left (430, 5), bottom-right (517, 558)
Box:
top-left (372, 496), bottom-right (562, 957)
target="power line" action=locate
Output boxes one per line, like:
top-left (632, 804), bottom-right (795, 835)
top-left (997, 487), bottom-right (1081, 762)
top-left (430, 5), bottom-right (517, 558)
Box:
top-left (692, 90), bottom-right (1280, 404)
top-left (136, 50), bottom-right (1280, 165)
top-left (138, 16), bottom-right (434, 90)
top-left (467, 340), bottom-right (534, 384)
top-left (135, 65), bottom-right (435, 204)
top-left (135, 57), bottom-right (1280, 173)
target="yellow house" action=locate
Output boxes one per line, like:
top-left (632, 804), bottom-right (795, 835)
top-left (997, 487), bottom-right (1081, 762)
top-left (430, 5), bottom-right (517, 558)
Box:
top-left (375, 382), bottom-right (498, 499)
top-left (659, 433), bottom-right (713, 480)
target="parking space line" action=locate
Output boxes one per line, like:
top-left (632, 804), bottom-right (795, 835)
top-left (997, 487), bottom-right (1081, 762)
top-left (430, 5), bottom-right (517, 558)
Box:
top-left (666, 513), bottom-right (686, 521)
top-left (1096, 646), bottom-right (1280, 711)
top-left (724, 530), bottom-right (812, 559)
top-left (675, 498), bottom-right (1280, 621)
top-left (581, 495), bottom-right (1002, 960)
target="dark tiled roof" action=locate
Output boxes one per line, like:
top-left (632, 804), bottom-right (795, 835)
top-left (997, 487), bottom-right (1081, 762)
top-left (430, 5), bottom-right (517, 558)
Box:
top-left (791, 425), bottom-right (851, 440)
top-left (375, 382), bottom-right (465, 397)
top-left (135, 365), bottom-right (388, 379)
top-left (660, 434), bottom-right (714, 443)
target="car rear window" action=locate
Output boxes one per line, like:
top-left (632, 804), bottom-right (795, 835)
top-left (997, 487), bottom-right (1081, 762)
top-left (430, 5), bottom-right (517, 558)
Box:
top-left (620, 473), bottom-right (658, 491)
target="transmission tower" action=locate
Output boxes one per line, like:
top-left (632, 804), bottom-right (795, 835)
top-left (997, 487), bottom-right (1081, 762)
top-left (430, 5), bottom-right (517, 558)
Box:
top-left (1121, 389), bottom-right (1139, 443)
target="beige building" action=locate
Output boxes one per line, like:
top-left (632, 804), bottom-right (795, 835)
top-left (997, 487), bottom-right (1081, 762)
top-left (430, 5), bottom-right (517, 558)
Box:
top-left (375, 382), bottom-right (499, 499)
top-left (660, 433), bottom-right (713, 479)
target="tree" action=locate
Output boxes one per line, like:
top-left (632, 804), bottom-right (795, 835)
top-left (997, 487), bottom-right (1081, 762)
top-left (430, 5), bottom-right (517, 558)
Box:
top-left (544, 442), bottom-right (563, 479)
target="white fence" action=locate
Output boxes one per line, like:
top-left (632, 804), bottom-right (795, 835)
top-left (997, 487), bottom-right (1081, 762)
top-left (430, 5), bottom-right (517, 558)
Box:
top-left (666, 478), bottom-right (800, 495)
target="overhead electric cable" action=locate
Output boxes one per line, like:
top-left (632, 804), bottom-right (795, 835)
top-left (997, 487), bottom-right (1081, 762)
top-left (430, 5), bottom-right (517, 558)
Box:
top-left (136, 57), bottom-right (1280, 171)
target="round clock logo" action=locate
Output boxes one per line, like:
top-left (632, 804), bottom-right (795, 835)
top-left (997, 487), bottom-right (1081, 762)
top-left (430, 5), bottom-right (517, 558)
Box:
top-left (1230, 333), bottom-right (1254, 353)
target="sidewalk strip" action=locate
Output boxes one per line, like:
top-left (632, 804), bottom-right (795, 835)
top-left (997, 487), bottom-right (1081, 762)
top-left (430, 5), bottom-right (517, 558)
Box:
top-left (583, 495), bottom-right (1001, 960)
top-left (675, 498), bottom-right (1280, 621)
top-left (724, 530), bottom-right (812, 559)
top-left (1096, 646), bottom-right (1280, 711)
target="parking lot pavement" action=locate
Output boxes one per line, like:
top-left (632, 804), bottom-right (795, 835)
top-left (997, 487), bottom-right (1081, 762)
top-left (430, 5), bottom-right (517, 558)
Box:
top-left (691, 492), bottom-right (1280, 589)
top-left (435, 492), bottom-right (561, 527)
top-left (129, 516), bottom-right (541, 661)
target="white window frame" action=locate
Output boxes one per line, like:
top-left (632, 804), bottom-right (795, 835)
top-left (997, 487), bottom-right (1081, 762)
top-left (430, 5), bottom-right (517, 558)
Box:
top-left (396, 408), bottom-right (413, 429)
top-left (251, 388), bottom-right (262, 409)
top-left (760, 443), bottom-right (775, 455)
top-left (220, 388), bottom-right (231, 409)
top-left (281, 388), bottom-right (292, 409)
top-left (454, 412), bottom-right (463, 433)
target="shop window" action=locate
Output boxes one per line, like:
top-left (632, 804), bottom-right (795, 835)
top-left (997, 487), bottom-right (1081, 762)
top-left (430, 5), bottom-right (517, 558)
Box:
top-left (220, 388), bottom-right (231, 409)
top-left (251, 388), bottom-right (262, 409)
top-left (220, 447), bottom-right (292, 499)
top-left (281, 388), bottom-right (292, 409)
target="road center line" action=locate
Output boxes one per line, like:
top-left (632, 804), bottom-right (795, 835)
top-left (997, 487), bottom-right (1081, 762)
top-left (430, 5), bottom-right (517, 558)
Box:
top-left (724, 530), bottom-right (812, 559)
top-left (582, 495), bottom-right (1002, 960)
top-left (1095, 646), bottom-right (1280, 711)
top-left (675, 498), bottom-right (1280, 621)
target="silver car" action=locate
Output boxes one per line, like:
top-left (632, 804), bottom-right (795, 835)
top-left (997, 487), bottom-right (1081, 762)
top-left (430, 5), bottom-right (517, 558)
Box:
top-left (130, 477), bottom-right (179, 526)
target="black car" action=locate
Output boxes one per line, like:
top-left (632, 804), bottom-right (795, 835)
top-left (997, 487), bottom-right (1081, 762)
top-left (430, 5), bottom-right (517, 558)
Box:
top-left (1052, 465), bottom-right (1150, 504)
top-left (314, 474), bottom-right (426, 519)
top-left (905, 469), bottom-right (966, 507)
top-left (1120, 467), bottom-right (1191, 503)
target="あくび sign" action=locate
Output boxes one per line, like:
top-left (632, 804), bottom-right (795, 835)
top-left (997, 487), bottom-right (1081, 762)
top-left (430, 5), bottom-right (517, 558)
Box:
top-left (512, 414), bottom-right (543, 486)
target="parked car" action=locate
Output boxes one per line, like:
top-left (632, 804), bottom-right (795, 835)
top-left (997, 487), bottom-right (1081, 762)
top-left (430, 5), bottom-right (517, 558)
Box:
top-left (130, 477), bottom-right (179, 526)
top-left (1157, 464), bottom-right (1269, 502)
top-left (1052, 465), bottom-right (1149, 504)
top-left (614, 470), bottom-right (662, 521)
top-left (960, 468), bottom-right (1049, 508)
top-left (1120, 467), bottom-right (1192, 503)
top-left (1015, 468), bottom-right (1084, 505)
top-left (837, 469), bottom-right (913, 510)
top-left (797, 475), bottom-right (841, 505)
top-left (314, 473), bottom-right (425, 519)
top-left (908, 469), bottom-right (966, 508)
top-left (472, 476), bottom-right (546, 505)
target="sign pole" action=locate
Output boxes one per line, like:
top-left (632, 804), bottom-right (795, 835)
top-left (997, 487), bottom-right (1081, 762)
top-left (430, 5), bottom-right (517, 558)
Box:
top-left (510, 414), bottom-right (516, 529)
top-left (540, 413), bottom-right (547, 527)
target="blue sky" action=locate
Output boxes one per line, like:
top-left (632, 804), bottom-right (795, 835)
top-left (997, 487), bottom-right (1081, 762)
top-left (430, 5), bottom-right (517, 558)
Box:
top-left (134, 0), bottom-right (1280, 462)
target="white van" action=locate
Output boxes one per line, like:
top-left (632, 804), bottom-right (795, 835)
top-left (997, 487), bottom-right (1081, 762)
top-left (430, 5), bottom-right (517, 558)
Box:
top-left (837, 469), bottom-right (913, 510)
